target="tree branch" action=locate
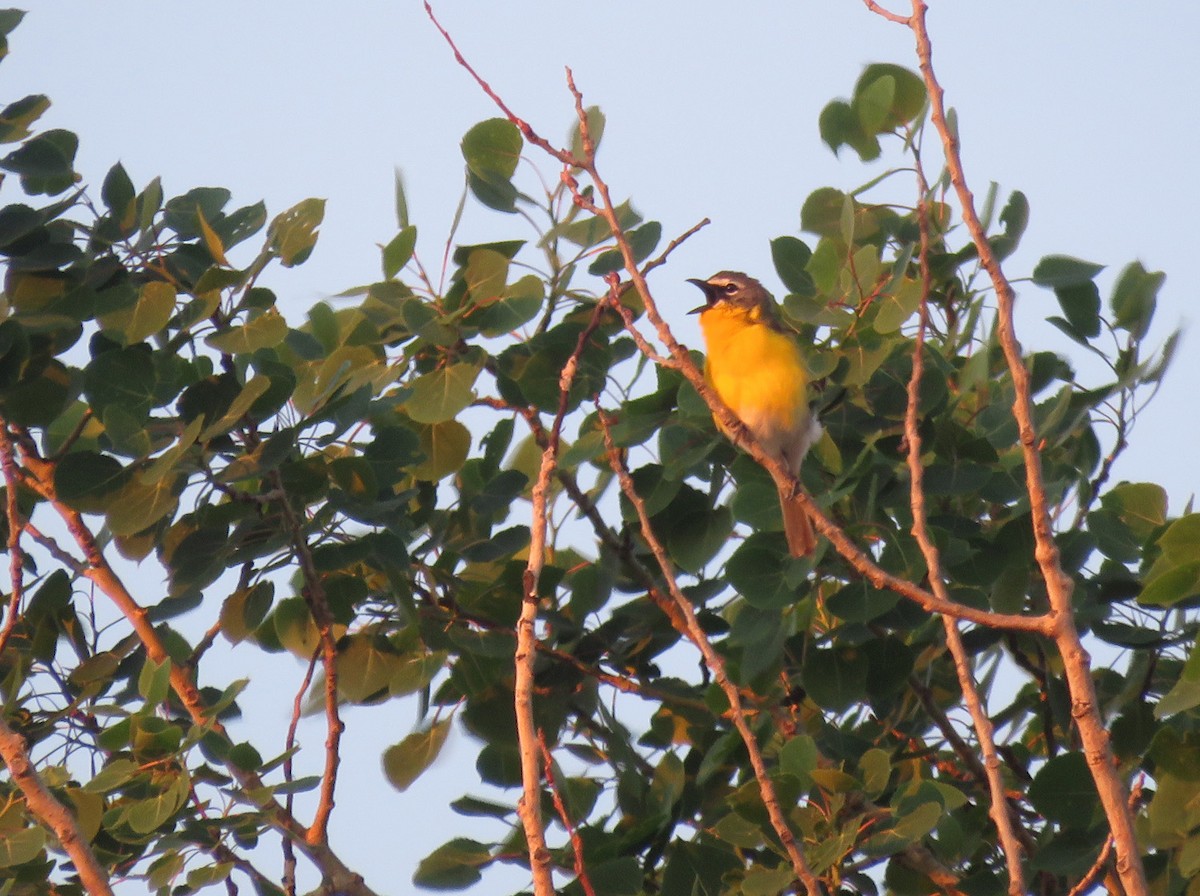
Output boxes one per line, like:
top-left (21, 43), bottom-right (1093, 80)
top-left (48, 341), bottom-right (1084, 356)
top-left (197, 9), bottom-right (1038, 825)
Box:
top-left (905, 156), bottom-right (1027, 893)
top-left (598, 408), bottom-right (825, 896)
top-left (0, 714), bottom-right (115, 896)
top-left (10, 428), bottom-right (378, 896)
top-left (516, 300), bottom-right (608, 895)
top-left (881, 3), bottom-right (1148, 891)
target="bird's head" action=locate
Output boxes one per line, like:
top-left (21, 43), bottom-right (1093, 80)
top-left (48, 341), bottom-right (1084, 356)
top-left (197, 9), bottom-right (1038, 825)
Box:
top-left (687, 271), bottom-right (773, 318)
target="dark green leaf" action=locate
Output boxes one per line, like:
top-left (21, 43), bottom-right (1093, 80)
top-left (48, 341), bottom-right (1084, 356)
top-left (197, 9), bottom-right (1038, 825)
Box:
top-left (1028, 752), bottom-right (1099, 828)
top-left (1111, 260), bottom-right (1164, 339)
top-left (383, 225), bottom-right (417, 279)
top-left (461, 118), bottom-right (522, 184)
top-left (412, 838), bottom-right (490, 890)
top-left (771, 236), bottom-right (815, 297)
top-left (383, 718), bottom-right (452, 791)
top-left (1031, 255), bottom-right (1104, 288)
top-left (54, 451), bottom-right (128, 513)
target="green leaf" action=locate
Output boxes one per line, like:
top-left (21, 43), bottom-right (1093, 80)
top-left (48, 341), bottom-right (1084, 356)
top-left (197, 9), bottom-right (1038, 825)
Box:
top-left (383, 718), bottom-right (452, 791)
top-left (219, 581), bottom-right (275, 645)
top-left (0, 128), bottom-right (78, 194)
top-left (101, 161), bottom-right (135, 217)
top-left (394, 167), bottom-right (410, 229)
top-left (54, 451), bottom-right (128, 513)
top-left (802, 646), bottom-right (869, 711)
top-left (268, 197), bottom-right (325, 267)
top-left (726, 538), bottom-right (794, 609)
top-left (855, 63), bottom-right (926, 129)
top-left (336, 636), bottom-right (399, 703)
top-left (1111, 260), bottom-right (1164, 339)
top-left (126, 770), bottom-right (189, 833)
top-left (138, 657), bottom-right (172, 705)
top-left (0, 825), bottom-right (45, 868)
top-left (1157, 514), bottom-right (1200, 565)
top-left (1030, 255), bottom-right (1104, 288)
top-left (199, 374), bottom-right (272, 440)
top-left (1139, 562), bottom-right (1200, 608)
top-left (106, 473), bottom-right (180, 536)
top-left (383, 225), bottom-right (417, 279)
top-left (84, 346), bottom-right (158, 420)
top-left (406, 363), bottom-right (481, 425)
top-left (1052, 282), bottom-right (1101, 340)
top-left (587, 220), bottom-right (662, 275)
top-left (0, 94), bottom-right (49, 144)
top-left (98, 280), bottom-right (176, 345)
top-left (468, 274), bottom-right (543, 336)
top-left (860, 801), bottom-right (942, 857)
top-left (826, 581), bottom-right (900, 623)
top-left (1101, 482), bottom-right (1167, 540)
top-left (461, 118), bottom-right (522, 184)
top-left (1028, 752), bottom-right (1099, 828)
top-left (84, 758), bottom-right (140, 794)
top-left (854, 73), bottom-right (895, 136)
top-left (771, 235), bottom-right (815, 297)
top-left (206, 307), bottom-right (288, 354)
top-left (413, 838), bottom-right (490, 890)
top-left (873, 276), bottom-right (923, 334)
top-left (780, 735), bottom-right (818, 786)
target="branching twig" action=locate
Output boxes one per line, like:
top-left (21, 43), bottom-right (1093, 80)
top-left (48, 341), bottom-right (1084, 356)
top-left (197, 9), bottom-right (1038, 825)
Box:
top-left (283, 649), bottom-right (319, 896)
top-left (598, 408), bottom-right (825, 896)
top-left (864, 3), bottom-right (1147, 892)
top-left (11, 429), bottom-right (377, 896)
top-left (538, 731), bottom-right (596, 896)
top-left (516, 300), bottom-right (608, 895)
top-left (269, 469), bottom-right (343, 847)
top-left (0, 715), bottom-right (115, 896)
top-left (905, 157), bottom-right (1027, 893)
top-left (0, 426), bottom-right (26, 656)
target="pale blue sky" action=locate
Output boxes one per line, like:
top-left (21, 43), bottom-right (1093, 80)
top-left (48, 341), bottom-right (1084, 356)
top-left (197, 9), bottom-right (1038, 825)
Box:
top-left (6, 2), bottom-right (1199, 892)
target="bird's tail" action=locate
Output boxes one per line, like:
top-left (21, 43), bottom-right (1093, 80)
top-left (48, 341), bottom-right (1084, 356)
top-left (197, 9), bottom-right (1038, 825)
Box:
top-left (775, 478), bottom-right (816, 558)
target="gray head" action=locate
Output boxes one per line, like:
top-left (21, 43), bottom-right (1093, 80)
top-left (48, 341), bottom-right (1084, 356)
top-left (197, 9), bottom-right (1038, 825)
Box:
top-left (687, 271), bottom-right (774, 316)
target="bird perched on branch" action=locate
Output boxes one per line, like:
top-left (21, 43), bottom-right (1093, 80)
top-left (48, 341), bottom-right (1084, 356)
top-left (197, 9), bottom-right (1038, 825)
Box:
top-left (688, 271), bottom-right (821, 557)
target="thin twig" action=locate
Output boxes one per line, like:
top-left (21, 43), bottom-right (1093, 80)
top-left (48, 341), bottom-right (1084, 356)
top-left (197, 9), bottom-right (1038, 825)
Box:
top-left (283, 649), bottom-right (319, 896)
top-left (598, 408), bottom-right (825, 896)
top-left (905, 155), bottom-right (1026, 893)
top-left (516, 300), bottom-right (608, 895)
top-left (538, 731), bottom-right (596, 896)
top-left (0, 715), bottom-right (116, 896)
top-left (11, 429), bottom-right (376, 896)
top-left (878, 3), bottom-right (1147, 891)
top-left (861, 0), bottom-right (911, 25)
top-left (269, 469), bottom-right (343, 847)
top-left (0, 426), bottom-right (26, 656)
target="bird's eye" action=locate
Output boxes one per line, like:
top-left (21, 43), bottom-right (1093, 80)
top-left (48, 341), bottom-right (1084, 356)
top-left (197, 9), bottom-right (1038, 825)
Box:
top-left (722, 283), bottom-right (738, 295)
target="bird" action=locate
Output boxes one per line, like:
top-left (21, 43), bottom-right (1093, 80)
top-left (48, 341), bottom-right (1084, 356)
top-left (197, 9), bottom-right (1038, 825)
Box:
top-left (687, 271), bottom-right (821, 557)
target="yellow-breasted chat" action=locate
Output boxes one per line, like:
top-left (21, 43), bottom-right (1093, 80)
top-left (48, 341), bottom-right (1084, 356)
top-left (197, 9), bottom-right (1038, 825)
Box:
top-left (688, 271), bottom-right (821, 557)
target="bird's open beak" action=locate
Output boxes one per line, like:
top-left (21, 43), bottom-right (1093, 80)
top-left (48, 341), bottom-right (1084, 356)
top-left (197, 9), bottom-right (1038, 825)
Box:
top-left (686, 278), bottom-right (715, 315)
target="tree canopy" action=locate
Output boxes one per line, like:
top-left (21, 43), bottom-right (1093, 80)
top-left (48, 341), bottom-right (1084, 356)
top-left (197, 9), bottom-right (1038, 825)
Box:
top-left (0, 5), bottom-right (1194, 896)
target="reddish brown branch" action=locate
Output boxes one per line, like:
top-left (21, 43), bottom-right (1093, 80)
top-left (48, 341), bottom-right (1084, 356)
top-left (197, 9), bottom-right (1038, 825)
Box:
top-left (10, 430), bottom-right (376, 896)
top-left (878, 3), bottom-right (1147, 892)
top-left (538, 731), bottom-right (596, 896)
top-left (0, 426), bottom-right (26, 656)
top-left (270, 471), bottom-right (343, 847)
top-left (0, 715), bottom-right (115, 896)
top-left (515, 301), bottom-right (608, 895)
top-left (905, 161), bottom-right (1027, 892)
top-left (598, 408), bottom-right (825, 896)
top-left (283, 649), bottom-right (319, 896)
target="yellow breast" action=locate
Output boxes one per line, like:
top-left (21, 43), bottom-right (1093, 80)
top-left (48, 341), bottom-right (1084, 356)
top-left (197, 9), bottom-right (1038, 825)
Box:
top-left (699, 303), bottom-right (808, 444)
